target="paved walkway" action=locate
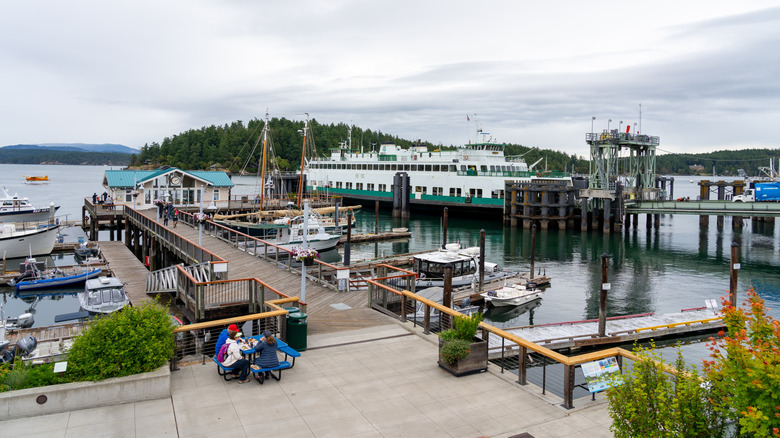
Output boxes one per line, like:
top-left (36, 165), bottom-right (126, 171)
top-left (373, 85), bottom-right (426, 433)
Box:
top-left (0, 324), bottom-right (613, 438)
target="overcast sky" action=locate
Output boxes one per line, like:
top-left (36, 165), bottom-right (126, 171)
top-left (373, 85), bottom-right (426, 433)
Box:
top-left (1, 1), bottom-right (779, 158)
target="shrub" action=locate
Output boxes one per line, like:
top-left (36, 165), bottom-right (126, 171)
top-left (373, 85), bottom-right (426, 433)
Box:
top-left (440, 339), bottom-right (470, 364)
top-left (66, 299), bottom-right (175, 381)
top-left (606, 343), bottom-right (726, 437)
top-left (703, 289), bottom-right (780, 437)
top-left (453, 312), bottom-right (482, 341)
top-left (0, 360), bottom-right (68, 392)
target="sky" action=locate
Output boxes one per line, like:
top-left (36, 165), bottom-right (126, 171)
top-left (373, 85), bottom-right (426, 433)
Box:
top-left (1, 1), bottom-right (779, 158)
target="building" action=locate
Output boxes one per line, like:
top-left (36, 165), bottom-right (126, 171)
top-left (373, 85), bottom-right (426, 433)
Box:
top-left (102, 167), bottom-right (234, 209)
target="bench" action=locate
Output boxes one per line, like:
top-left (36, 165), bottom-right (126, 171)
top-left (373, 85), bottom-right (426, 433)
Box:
top-left (277, 345), bottom-right (301, 367)
top-left (212, 356), bottom-right (239, 381)
top-left (250, 361), bottom-right (292, 384)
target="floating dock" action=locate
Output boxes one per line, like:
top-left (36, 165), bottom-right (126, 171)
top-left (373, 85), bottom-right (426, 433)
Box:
top-left (487, 307), bottom-right (722, 356)
top-left (339, 229), bottom-right (411, 243)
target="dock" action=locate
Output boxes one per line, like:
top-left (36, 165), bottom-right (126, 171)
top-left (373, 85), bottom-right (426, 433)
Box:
top-left (339, 229), bottom-right (411, 243)
top-left (487, 308), bottom-right (723, 355)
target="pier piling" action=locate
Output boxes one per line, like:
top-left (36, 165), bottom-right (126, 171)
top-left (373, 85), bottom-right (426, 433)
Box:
top-left (598, 253), bottom-right (609, 337)
top-left (730, 242), bottom-right (740, 307)
top-left (442, 207), bottom-right (448, 250)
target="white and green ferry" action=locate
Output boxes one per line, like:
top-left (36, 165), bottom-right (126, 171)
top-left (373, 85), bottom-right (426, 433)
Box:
top-left (305, 140), bottom-right (571, 212)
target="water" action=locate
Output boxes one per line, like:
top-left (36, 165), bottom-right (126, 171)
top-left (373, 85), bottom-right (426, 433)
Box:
top-left (5, 166), bottom-right (779, 367)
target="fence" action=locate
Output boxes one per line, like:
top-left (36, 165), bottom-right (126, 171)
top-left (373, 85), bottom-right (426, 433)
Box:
top-left (367, 268), bottom-right (647, 409)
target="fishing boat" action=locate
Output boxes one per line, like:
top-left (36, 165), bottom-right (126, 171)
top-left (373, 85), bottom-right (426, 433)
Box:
top-left (0, 224), bottom-right (59, 258)
top-left (74, 240), bottom-right (100, 258)
top-left (399, 243), bottom-right (515, 290)
top-left (10, 258), bottom-right (102, 291)
top-left (24, 175), bottom-right (49, 184)
top-left (481, 281), bottom-right (545, 307)
top-left (304, 124), bottom-right (572, 212)
top-left (80, 277), bottom-right (129, 314)
top-left (0, 187), bottom-right (60, 223)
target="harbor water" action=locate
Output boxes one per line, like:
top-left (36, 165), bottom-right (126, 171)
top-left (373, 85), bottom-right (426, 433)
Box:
top-left (3, 165), bottom-right (779, 367)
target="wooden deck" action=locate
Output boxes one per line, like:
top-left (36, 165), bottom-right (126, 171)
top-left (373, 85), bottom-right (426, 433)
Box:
top-left (100, 241), bottom-right (153, 306)
top-left (128, 210), bottom-right (396, 335)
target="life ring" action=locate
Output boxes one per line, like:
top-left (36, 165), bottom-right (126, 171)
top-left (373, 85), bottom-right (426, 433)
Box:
top-left (464, 155), bottom-right (469, 160)
top-left (536, 172), bottom-right (541, 177)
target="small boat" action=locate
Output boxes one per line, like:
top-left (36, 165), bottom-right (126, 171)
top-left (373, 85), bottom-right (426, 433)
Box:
top-left (24, 175), bottom-right (49, 183)
top-left (80, 277), bottom-right (129, 314)
top-left (401, 243), bottom-right (515, 290)
top-left (0, 187), bottom-right (59, 223)
top-left (0, 224), bottom-right (59, 258)
top-left (74, 241), bottom-right (100, 258)
top-left (11, 258), bottom-right (102, 291)
top-left (481, 281), bottom-right (545, 307)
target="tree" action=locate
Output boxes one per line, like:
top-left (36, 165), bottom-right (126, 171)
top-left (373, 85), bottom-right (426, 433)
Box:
top-left (703, 289), bottom-right (780, 437)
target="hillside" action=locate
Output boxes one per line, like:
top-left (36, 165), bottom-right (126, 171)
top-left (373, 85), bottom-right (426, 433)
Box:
top-left (0, 148), bottom-right (131, 166)
top-left (2, 143), bottom-right (137, 154)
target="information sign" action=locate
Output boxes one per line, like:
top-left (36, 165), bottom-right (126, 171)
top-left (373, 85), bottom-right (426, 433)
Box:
top-left (580, 356), bottom-right (621, 393)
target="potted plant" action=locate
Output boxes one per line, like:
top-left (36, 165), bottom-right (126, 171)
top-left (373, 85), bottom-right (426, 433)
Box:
top-left (291, 246), bottom-right (319, 266)
top-left (438, 312), bottom-right (488, 376)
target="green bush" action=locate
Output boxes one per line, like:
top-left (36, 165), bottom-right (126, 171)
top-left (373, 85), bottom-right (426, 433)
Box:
top-left (66, 299), bottom-right (175, 381)
top-left (440, 339), bottom-right (471, 364)
top-left (606, 344), bottom-right (726, 438)
top-left (0, 360), bottom-right (68, 392)
top-left (453, 312), bottom-right (482, 341)
top-left (438, 329), bottom-right (458, 342)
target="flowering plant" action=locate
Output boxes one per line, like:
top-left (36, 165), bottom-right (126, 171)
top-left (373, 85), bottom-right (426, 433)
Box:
top-left (193, 212), bottom-right (209, 223)
top-left (290, 246), bottom-right (319, 261)
top-left (153, 199), bottom-right (165, 206)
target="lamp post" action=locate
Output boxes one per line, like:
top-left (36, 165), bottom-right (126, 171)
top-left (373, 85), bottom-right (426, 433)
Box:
top-left (619, 120), bottom-right (623, 132)
top-left (300, 201), bottom-right (309, 302)
top-left (608, 119), bottom-right (612, 132)
top-left (591, 116), bottom-right (596, 139)
top-left (199, 187), bottom-right (203, 246)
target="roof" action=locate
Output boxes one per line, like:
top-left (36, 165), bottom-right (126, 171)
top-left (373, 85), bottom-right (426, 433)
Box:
top-left (104, 168), bottom-right (234, 188)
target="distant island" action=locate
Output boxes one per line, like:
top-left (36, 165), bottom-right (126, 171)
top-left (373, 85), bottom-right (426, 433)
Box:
top-left (0, 143), bottom-right (137, 165)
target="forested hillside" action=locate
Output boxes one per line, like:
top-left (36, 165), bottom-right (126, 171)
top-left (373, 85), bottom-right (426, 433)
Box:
top-left (130, 116), bottom-right (777, 176)
top-left (0, 148), bottom-right (130, 166)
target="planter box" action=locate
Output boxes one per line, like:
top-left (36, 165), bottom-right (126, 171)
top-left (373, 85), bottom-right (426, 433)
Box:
top-left (438, 337), bottom-right (488, 376)
top-left (0, 364), bottom-right (171, 421)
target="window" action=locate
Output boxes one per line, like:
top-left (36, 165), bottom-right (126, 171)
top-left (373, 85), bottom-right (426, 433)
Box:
top-left (449, 165), bottom-right (457, 172)
top-left (356, 183), bottom-right (363, 190)
top-left (449, 188), bottom-right (462, 197)
top-left (432, 187), bottom-right (443, 196)
top-left (367, 183), bottom-right (374, 191)
top-left (213, 189), bottom-right (220, 201)
top-left (433, 165), bottom-right (440, 172)
top-left (480, 165), bottom-right (487, 172)
top-left (425, 165), bottom-right (432, 171)
top-left (469, 188), bottom-right (483, 198)
top-left (379, 184), bottom-right (387, 191)
top-left (346, 182), bottom-right (353, 189)
top-left (125, 190), bottom-right (132, 202)
top-left (411, 165), bottom-right (417, 171)
top-left (336, 182), bottom-right (343, 188)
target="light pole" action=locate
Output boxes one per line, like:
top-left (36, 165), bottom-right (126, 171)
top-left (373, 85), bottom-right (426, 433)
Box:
top-left (619, 120), bottom-right (623, 133)
top-left (608, 119), bottom-right (612, 132)
top-left (199, 187), bottom-right (203, 246)
top-left (591, 116), bottom-right (596, 137)
top-left (300, 201), bottom-right (309, 302)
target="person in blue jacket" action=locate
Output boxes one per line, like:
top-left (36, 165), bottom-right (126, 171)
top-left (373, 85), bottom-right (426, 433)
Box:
top-left (251, 330), bottom-right (280, 379)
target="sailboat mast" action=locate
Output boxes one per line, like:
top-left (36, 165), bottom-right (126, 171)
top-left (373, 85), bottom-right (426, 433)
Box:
top-left (260, 110), bottom-right (269, 212)
top-left (297, 113), bottom-right (309, 208)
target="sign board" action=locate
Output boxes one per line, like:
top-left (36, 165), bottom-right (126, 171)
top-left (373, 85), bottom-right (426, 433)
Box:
top-left (53, 361), bottom-right (68, 374)
top-left (581, 356), bottom-right (621, 393)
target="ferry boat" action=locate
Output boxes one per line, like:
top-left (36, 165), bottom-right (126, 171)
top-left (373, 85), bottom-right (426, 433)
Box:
top-left (304, 132), bottom-right (571, 212)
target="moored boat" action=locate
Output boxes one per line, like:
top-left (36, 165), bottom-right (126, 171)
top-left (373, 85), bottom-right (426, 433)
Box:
top-left (0, 224), bottom-right (59, 258)
top-left (481, 281), bottom-right (545, 307)
top-left (80, 277), bottom-right (129, 314)
top-left (401, 243), bottom-right (515, 290)
top-left (11, 259), bottom-right (102, 291)
top-left (242, 212), bottom-right (341, 256)
top-left (0, 187), bottom-right (59, 223)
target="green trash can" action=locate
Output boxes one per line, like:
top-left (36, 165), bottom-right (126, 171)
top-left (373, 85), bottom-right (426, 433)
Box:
top-left (283, 306), bottom-right (300, 316)
top-left (287, 312), bottom-right (308, 351)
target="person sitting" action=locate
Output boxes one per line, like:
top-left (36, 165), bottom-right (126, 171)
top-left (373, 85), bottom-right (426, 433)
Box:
top-left (214, 324), bottom-right (237, 357)
top-left (251, 330), bottom-right (280, 379)
top-left (221, 328), bottom-right (250, 383)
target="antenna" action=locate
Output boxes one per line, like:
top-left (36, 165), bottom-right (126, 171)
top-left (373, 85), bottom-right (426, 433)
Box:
top-left (639, 103), bottom-right (642, 134)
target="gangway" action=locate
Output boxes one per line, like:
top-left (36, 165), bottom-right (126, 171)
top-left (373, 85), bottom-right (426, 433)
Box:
top-left (146, 262), bottom-right (212, 293)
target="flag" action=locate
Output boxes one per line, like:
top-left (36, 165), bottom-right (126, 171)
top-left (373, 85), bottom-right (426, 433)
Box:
top-left (466, 115), bottom-right (470, 121)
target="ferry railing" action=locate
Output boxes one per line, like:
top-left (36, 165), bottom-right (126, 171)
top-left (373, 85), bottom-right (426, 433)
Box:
top-left (171, 266), bottom-right (306, 370)
top-left (366, 274), bottom-right (666, 409)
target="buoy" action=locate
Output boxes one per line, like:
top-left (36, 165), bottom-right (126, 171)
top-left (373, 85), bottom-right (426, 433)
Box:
top-left (464, 155), bottom-right (469, 160)
top-left (536, 172), bottom-right (541, 177)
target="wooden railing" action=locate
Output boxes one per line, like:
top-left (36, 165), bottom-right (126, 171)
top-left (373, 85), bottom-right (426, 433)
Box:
top-left (367, 267), bottom-right (649, 409)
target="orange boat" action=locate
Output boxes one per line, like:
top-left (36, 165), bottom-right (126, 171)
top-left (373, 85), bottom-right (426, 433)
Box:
top-left (24, 175), bottom-right (49, 182)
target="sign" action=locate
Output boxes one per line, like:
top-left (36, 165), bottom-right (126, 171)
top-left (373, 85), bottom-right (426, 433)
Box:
top-left (53, 361), bottom-right (68, 373)
top-left (581, 356), bottom-right (621, 393)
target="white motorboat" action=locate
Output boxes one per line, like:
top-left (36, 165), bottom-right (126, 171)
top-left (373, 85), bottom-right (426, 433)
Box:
top-left (80, 277), bottom-right (129, 314)
top-left (405, 243), bottom-right (514, 290)
top-left (243, 212), bottom-right (341, 256)
top-left (481, 282), bottom-right (545, 307)
top-left (0, 187), bottom-right (59, 223)
top-left (0, 224), bottom-right (59, 258)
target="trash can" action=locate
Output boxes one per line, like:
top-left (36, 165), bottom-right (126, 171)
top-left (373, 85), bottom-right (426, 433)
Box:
top-left (287, 312), bottom-right (307, 351)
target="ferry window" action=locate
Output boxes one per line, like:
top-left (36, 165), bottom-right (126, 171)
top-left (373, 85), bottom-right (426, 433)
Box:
top-left (367, 183), bottom-right (374, 191)
top-left (411, 165), bottom-right (417, 171)
top-left (499, 190), bottom-right (505, 198)
top-left (391, 165), bottom-right (398, 171)
top-left (336, 182), bottom-right (342, 188)
top-left (469, 188), bottom-right (477, 198)
top-left (379, 184), bottom-right (386, 191)
top-left (449, 188), bottom-right (456, 196)
top-left (480, 165), bottom-right (487, 172)
top-left (433, 165), bottom-right (440, 171)
top-left (477, 189), bottom-right (483, 197)
top-left (460, 165), bottom-right (466, 171)
top-left (489, 166), bottom-right (495, 172)
top-left (346, 182), bottom-right (353, 189)
top-left (449, 165), bottom-right (456, 172)
top-left (356, 183), bottom-right (363, 190)
top-left (404, 164), bottom-right (410, 171)
top-left (372, 164), bottom-right (378, 170)
top-left (425, 165), bottom-right (432, 171)
top-left (457, 188), bottom-right (462, 196)
top-left (492, 189), bottom-right (500, 199)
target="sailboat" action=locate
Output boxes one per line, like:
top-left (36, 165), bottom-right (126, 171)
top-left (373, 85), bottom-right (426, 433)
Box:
top-left (214, 112), bottom-right (344, 244)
